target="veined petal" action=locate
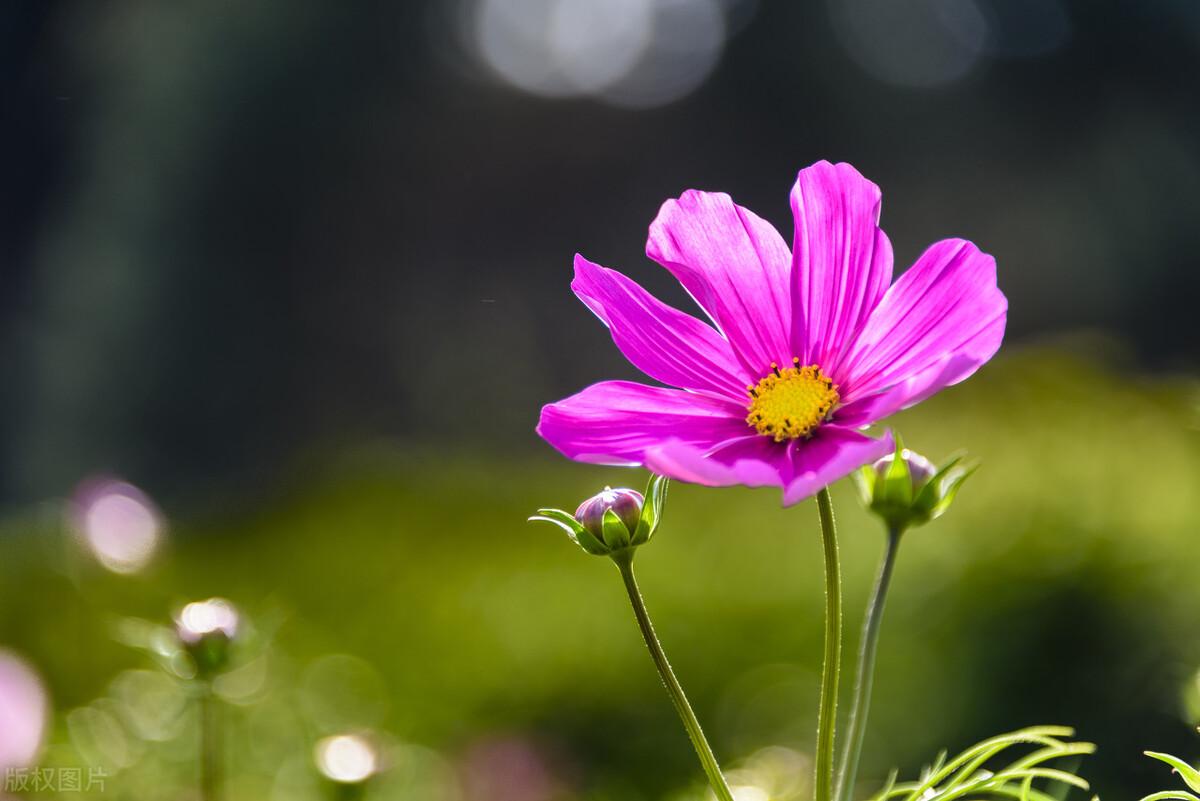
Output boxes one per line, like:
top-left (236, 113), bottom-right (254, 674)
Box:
top-left (835, 346), bottom-right (997, 427)
top-left (839, 238), bottom-right (1007, 409)
top-left (644, 435), bottom-right (792, 490)
top-left (781, 427), bottom-right (895, 506)
top-left (537, 381), bottom-right (748, 465)
top-left (644, 426), bottom-right (893, 506)
top-left (789, 161), bottom-right (894, 370)
top-left (572, 255), bottom-right (750, 401)
top-left (646, 190), bottom-right (793, 375)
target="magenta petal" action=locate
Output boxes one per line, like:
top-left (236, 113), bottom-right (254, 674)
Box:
top-left (781, 427), bottom-right (895, 506)
top-left (644, 426), bottom-right (893, 506)
top-left (839, 238), bottom-right (1007, 410)
top-left (789, 161), bottom-right (894, 370)
top-left (572, 255), bottom-right (750, 401)
top-left (644, 435), bottom-right (790, 489)
top-left (646, 190), bottom-right (793, 375)
top-left (836, 349), bottom-right (994, 427)
top-left (537, 381), bottom-right (748, 465)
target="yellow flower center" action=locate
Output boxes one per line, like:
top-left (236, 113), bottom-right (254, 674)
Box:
top-left (746, 360), bottom-right (840, 442)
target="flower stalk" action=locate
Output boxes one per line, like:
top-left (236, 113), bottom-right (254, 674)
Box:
top-left (199, 681), bottom-right (221, 801)
top-left (612, 550), bottom-right (735, 801)
top-left (814, 486), bottom-right (843, 801)
top-left (835, 526), bottom-right (901, 801)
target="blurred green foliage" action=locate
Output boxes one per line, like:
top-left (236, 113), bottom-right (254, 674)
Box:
top-left (1, 342), bottom-right (1198, 800)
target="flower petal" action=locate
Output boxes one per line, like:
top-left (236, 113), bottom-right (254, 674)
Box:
top-left (789, 161), bottom-right (894, 371)
top-left (646, 190), bottom-right (793, 375)
top-left (644, 435), bottom-right (791, 489)
top-left (571, 255), bottom-right (750, 401)
top-left (644, 426), bottom-right (894, 507)
top-left (839, 238), bottom-right (1007, 411)
top-left (537, 381), bottom-right (748, 465)
top-left (781, 427), bottom-right (895, 506)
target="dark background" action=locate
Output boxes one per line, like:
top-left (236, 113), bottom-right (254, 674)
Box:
top-left (2, 0), bottom-right (1197, 504)
top-left (1, 2), bottom-right (1199, 800)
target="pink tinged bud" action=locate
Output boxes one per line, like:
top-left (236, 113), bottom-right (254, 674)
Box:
top-left (176, 598), bottom-right (240, 645)
top-left (858, 440), bottom-right (975, 533)
top-left (574, 486), bottom-right (644, 542)
top-left (531, 473), bottom-right (668, 557)
top-left (872, 449), bottom-right (937, 492)
top-left (175, 597), bottom-right (241, 677)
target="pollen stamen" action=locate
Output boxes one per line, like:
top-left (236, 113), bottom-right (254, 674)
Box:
top-left (745, 362), bottom-right (840, 442)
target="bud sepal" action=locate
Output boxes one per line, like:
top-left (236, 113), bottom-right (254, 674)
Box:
top-left (530, 473), bottom-right (669, 558)
top-left (856, 438), bottom-right (975, 533)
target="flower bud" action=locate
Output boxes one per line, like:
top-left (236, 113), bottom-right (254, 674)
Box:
top-left (871, 450), bottom-right (937, 492)
top-left (575, 487), bottom-right (643, 544)
top-left (856, 439), bottom-right (974, 534)
top-left (531, 474), bottom-right (669, 559)
top-left (175, 598), bottom-right (239, 677)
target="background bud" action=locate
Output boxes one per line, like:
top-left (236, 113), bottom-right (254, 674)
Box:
top-left (175, 597), bottom-right (240, 677)
top-left (574, 487), bottom-right (643, 546)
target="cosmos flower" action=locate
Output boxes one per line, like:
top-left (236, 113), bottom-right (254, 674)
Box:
top-left (538, 161), bottom-right (1006, 505)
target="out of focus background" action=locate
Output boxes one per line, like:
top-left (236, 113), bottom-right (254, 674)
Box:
top-left (1, 1), bottom-right (1199, 799)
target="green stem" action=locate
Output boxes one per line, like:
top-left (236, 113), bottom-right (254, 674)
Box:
top-left (835, 527), bottom-right (902, 801)
top-left (614, 554), bottom-right (735, 801)
top-left (199, 682), bottom-right (220, 801)
top-left (814, 487), bottom-right (842, 801)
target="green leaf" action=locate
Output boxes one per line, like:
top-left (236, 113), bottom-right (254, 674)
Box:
top-left (931, 465), bottom-right (978, 520)
top-left (1146, 752), bottom-right (1200, 794)
top-left (529, 508), bottom-right (585, 536)
top-left (601, 507), bottom-right (631, 549)
top-left (634, 473), bottom-right (669, 544)
top-left (529, 509), bottom-right (607, 555)
top-left (855, 464), bottom-right (876, 505)
top-left (913, 454), bottom-right (964, 511)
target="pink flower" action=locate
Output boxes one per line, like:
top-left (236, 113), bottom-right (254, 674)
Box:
top-left (538, 161), bottom-right (1006, 505)
top-left (0, 650), bottom-right (49, 774)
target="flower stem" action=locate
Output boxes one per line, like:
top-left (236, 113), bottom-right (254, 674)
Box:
top-left (814, 487), bottom-right (842, 801)
top-left (835, 527), bottom-right (902, 801)
top-left (613, 553), bottom-right (735, 801)
top-left (199, 682), bottom-right (221, 801)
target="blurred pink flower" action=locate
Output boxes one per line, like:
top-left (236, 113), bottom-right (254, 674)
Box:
top-left (460, 737), bottom-right (564, 801)
top-left (71, 477), bottom-right (163, 574)
top-left (0, 650), bottom-right (49, 774)
top-left (538, 161), bottom-right (1006, 505)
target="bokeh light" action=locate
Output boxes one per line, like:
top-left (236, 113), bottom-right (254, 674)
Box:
top-left (829, 0), bottom-right (990, 88)
top-left (71, 477), bottom-right (163, 575)
top-left (314, 733), bottom-right (379, 784)
top-left (0, 650), bottom-right (48, 773)
top-left (468, 0), bottom-right (729, 107)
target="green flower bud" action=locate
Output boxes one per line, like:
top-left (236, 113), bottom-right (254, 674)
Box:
top-left (856, 438), bottom-right (975, 534)
top-left (530, 473), bottom-right (669, 559)
top-left (175, 597), bottom-right (239, 678)
top-left (575, 487), bottom-right (643, 544)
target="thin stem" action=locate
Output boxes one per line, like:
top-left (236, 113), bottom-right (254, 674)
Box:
top-left (835, 527), bottom-right (902, 801)
top-left (199, 682), bottom-right (220, 801)
top-left (614, 554), bottom-right (735, 801)
top-left (814, 487), bottom-right (842, 801)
